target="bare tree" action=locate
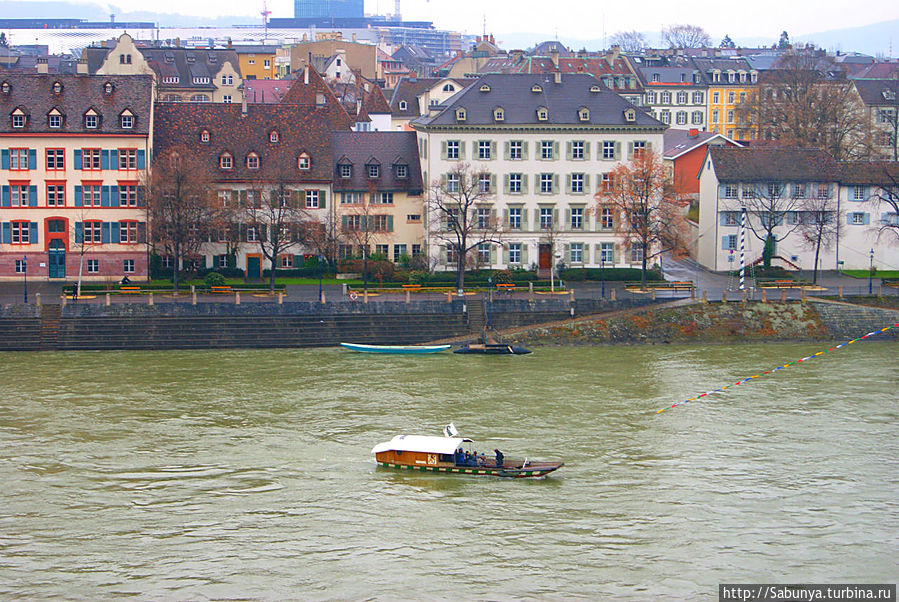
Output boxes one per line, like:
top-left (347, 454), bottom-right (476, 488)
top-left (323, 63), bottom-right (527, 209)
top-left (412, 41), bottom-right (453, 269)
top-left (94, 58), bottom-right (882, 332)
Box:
top-left (738, 50), bottom-right (875, 160)
top-left (796, 195), bottom-right (840, 283)
top-left (608, 31), bottom-right (646, 53)
top-left (740, 182), bottom-right (807, 269)
top-left (340, 184), bottom-right (390, 292)
top-left (662, 24), bottom-right (711, 49)
top-left (594, 151), bottom-right (690, 287)
top-left (142, 146), bottom-right (215, 292)
top-left (241, 170), bottom-right (312, 294)
top-left (428, 163), bottom-right (501, 291)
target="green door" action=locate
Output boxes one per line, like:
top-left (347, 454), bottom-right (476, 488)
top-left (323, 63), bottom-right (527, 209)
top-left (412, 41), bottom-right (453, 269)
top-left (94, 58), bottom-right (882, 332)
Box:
top-left (48, 240), bottom-right (66, 279)
top-left (247, 256), bottom-right (261, 279)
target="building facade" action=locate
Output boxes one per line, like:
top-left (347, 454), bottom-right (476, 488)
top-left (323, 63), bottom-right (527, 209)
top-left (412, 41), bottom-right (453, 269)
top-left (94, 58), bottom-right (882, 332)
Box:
top-left (413, 73), bottom-right (667, 272)
top-left (635, 64), bottom-right (708, 131)
top-left (0, 73), bottom-right (153, 281)
top-left (692, 57), bottom-right (757, 141)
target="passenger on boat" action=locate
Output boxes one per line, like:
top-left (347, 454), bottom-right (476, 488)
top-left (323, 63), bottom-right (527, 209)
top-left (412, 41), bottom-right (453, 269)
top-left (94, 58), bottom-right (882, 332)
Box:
top-left (478, 453), bottom-right (487, 467)
top-left (455, 449), bottom-right (465, 465)
top-left (469, 451), bottom-right (479, 467)
top-left (494, 449), bottom-right (504, 467)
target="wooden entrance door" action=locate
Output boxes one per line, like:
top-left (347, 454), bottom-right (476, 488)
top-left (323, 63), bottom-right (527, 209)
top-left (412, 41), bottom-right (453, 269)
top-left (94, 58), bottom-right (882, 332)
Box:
top-left (538, 244), bottom-right (552, 269)
top-left (48, 239), bottom-right (66, 279)
top-left (246, 255), bottom-right (261, 279)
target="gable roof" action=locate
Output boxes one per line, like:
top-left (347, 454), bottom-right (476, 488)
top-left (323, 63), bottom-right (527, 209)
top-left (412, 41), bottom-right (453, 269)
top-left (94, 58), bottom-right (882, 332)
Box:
top-left (838, 161), bottom-right (899, 185)
top-left (0, 73), bottom-right (153, 135)
top-left (709, 146), bottom-right (841, 182)
top-left (83, 44), bottom-right (240, 88)
top-left (852, 79), bottom-right (899, 107)
top-left (153, 103), bottom-right (347, 183)
top-left (388, 77), bottom-right (467, 118)
top-left (330, 131), bottom-right (423, 194)
top-left (413, 73), bottom-right (663, 128)
top-left (663, 130), bottom-right (740, 159)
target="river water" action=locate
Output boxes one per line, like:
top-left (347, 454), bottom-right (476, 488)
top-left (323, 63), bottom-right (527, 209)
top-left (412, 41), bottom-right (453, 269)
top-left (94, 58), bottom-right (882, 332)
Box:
top-left (0, 343), bottom-right (896, 599)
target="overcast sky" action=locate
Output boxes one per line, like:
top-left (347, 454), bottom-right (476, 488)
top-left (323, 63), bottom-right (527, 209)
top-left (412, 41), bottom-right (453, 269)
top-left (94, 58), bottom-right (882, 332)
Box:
top-left (35, 0), bottom-right (899, 42)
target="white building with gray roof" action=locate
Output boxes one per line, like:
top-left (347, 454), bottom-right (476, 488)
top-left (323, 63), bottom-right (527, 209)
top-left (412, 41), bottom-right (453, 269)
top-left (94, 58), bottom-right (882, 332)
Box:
top-left (412, 73), bottom-right (667, 273)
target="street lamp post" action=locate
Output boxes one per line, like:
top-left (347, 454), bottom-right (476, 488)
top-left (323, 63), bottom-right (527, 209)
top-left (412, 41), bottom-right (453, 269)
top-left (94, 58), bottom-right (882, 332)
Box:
top-left (868, 248), bottom-right (874, 295)
top-left (22, 255), bottom-right (27, 304)
top-left (600, 254), bottom-right (605, 299)
top-left (318, 254), bottom-right (325, 303)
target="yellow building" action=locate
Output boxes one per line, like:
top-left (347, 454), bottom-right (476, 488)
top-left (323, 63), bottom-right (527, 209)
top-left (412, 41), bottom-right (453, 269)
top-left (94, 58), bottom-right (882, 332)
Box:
top-left (693, 57), bottom-right (758, 142)
top-left (233, 44), bottom-right (280, 81)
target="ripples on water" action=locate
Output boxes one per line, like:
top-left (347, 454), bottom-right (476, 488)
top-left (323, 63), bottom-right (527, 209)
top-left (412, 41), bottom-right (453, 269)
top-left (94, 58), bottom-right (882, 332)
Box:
top-left (0, 343), bottom-right (896, 599)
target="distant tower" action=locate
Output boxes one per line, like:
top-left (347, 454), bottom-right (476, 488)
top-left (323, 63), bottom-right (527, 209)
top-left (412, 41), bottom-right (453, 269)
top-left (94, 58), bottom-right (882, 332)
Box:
top-left (294, 0), bottom-right (364, 19)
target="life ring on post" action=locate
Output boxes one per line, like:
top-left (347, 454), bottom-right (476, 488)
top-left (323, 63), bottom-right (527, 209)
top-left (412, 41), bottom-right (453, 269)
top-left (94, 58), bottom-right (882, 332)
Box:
top-left (349, 291), bottom-right (359, 301)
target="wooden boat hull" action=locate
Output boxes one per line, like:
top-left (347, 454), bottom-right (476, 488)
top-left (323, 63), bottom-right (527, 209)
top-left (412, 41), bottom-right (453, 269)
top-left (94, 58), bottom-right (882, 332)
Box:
top-left (340, 343), bottom-right (451, 354)
top-left (376, 460), bottom-right (563, 478)
top-left (453, 344), bottom-right (531, 355)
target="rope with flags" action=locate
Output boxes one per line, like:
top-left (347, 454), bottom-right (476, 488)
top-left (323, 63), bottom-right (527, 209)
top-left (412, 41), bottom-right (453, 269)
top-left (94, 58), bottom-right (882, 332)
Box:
top-left (656, 322), bottom-right (899, 414)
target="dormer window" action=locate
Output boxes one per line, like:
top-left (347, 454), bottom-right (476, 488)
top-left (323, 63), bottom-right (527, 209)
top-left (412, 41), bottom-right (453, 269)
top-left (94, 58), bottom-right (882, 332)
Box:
top-left (442, 83), bottom-right (455, 92)
top-left (589, 84), bottom-right (601, 93)
top-left (247, 152), bottom-right (260, 170)
top-left (578, 108), bottom-right (590, 121)
top-left (200, 130), bottom-right (210, 143)
top-left (885, 89), bottom-right (897, 101)
top-left (48, 108), bottom-right (62, 128)
top-left (750, 71), bottom-right (758, 83)
top-left (624, 108), bottom-right (636, 122)
top-left (493, 107), bottom-right (504, 121)
top-left (531, 84), bottom-right (543, 93)
top-left (398, 100), bottom-right (408, 110)
top-left (11, 109), bottom-right (26, 129)
top-left (84, 109), bottom-right (99, 129)
top-left (269, 130), bottom-right (279, 143)
top-left (339, 164), bottom-right (352, 178)
top-left (367, 164), bottom-right (380, 179)
top-left (395, 163), bottom-right (408, 179)
top-left (727, 71), bottom-right (735, 83)
top-left (537, 107), bottom-right (548, 121)
top-left (480, 84), bottom-right (491, 93)
top-left (1, 82), bottom-right (10, 94)
top-left (104, 82), bottom-right (114, 95)
top-left (220, 153), bottom-right (233, 169)
top-left (298, 153), bottom-right (311, 170)
top-left (455, 107), bottom-right (466, 122)
top-left (120, 110), bottom-right (134, 129)
top-left (52, 81), bottom-right (63, 95)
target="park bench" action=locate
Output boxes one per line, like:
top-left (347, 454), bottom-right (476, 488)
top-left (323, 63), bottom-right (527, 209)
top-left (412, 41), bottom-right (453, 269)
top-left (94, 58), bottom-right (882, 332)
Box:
top-left (883, 278), bottom-right (898, 288)
top-left (119, 286), bottom-right (141, 294)
top-left (210, 285), bottom-right (233, 294)
top-left (400, 284), bottom-right (422, 291)
top-left (757, 279), bottom-right (808, 289)
top-left (624, 281), bottom-right (694, 290)
top-left (496, 283), bottom-right (516, 290)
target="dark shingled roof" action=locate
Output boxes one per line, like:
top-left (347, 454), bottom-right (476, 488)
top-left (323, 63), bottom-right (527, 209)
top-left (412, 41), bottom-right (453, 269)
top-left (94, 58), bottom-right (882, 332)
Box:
top-left (839, 161), bottom-right (899, 185)
top-left (0, 73), bottom-right (154, 135)
top-left (82, 45), bottom-right (241, 91)
top-left (388, 77), bottom-right (466, 119)
top-left (153, 103), bottom-right (350, 183)
top-left (852, 79), bottom-right (899, 107)
top-left (414, 73), bottom-right (663, 128)
top-left (331, 131), bottom-right (423, 194)
top-left (710, 146), bottom-right (841, 182)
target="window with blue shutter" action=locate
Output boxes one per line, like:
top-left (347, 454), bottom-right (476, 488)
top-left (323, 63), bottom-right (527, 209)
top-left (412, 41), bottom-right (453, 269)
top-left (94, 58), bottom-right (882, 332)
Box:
top-left (319, 190), bottom-right (326, 209)
top-left (136, 150), bottom-right (146, 169)
top-left (28, 149), bottom-right (36, 170)
top-left (110, 221), bottom-right (120, 243)
top-left (74, 149), bottom-right (82, 170)
top-left (136, 186), bottom-right (144, 207)
top-left (74, 185), bottom-right (83, 207)
top-left (110, 185), bottom-right (119, 207)
top-left (101, 222), bottom-right (111, 244)
top-left (100, 150), bottom-right (110, 170)
top-left (75, 222), bottom-right (83, 243)
top-left (29, 222), bottom-right (38, 244)
top-left (1, 186), bottom-right (9, 207)
top-left (110, 149), bottom-right (118, 168)
top-left (387, 215), bottom-right (394, 232)
top-left (1, 223), bottom-right (10, 244)
top-left (29, 185), bottom-right (37, 206)
top-left (101, 186), bottom-right (111, 207)
top-left (0, 149), bottom-right (8, 170)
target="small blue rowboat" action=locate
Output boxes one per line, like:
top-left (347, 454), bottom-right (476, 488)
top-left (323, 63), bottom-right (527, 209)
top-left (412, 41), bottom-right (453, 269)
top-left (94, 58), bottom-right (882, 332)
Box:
top-left (339, 343), bottom-right (452, 354)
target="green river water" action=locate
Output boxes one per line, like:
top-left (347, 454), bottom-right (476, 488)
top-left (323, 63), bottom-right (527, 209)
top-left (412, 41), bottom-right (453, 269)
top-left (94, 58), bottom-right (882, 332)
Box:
top-left (0, 343), bottom-right (896, 599)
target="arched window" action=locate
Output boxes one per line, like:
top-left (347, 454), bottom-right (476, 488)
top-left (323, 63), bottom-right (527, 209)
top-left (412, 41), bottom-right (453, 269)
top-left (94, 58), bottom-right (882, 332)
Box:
top-left (269, 130), bottom-right (279, 143)
top-left (52, 81), bottom-right (64, 94)
top-left (298, 153), bottom-right (311, 170)
top-left (200, 130), bottom-right (210, 143)
top-left (247, 152), bottom-right (260, 169)
top-left (442, 83), bottom-right (455, 92)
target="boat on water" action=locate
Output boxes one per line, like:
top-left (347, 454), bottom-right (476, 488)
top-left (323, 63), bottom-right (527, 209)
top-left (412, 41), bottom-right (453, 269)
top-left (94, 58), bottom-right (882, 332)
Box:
top-left (371, 427), bottom-right (562, 478)
top-left (340, 343), bottom-right (451, 354)
top-left (453, 343), bottom-right (531, 355)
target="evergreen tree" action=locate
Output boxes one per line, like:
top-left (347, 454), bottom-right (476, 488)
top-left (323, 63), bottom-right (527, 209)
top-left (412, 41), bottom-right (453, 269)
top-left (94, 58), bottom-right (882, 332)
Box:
top-left (778, 31), bottom-right (790, 49)
top-left (720, 34), bottom-right (736, 49)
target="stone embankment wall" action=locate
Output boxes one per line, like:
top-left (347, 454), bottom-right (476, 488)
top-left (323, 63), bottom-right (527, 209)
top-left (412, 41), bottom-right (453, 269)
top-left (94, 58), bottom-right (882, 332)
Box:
top-left (507, 300), bottom-right (899, 346)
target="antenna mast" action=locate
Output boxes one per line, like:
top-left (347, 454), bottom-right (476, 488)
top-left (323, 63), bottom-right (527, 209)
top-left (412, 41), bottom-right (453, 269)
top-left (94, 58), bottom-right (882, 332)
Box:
top-left (260, 0), bottom-right (272, 42)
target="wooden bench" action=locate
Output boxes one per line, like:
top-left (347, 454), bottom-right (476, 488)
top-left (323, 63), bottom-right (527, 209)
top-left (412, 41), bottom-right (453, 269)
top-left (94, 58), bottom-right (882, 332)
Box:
top-left (758, 279), bottom-right (807, 289)
top-left (625, 281), bottom-right (694, 290)
top-left (119, 286), bottom-right (141, 294)
top-left (496, 283), bottom-right (515, 289)
top-left (400, 284), bottom-right (422, 291)
top-left (883, 279), bottom-right (898, 288)
top-left (210, 286), bottom-right (233, 294)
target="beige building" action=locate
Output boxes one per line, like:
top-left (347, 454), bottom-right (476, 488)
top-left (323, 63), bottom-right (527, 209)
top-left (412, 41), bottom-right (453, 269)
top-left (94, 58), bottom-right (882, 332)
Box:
top-left (83, 33), bottom-right (243, 104)
top-left (0, 73), bottom-right (154, 281)
top-left (277, 35), bottom-right (377, 81)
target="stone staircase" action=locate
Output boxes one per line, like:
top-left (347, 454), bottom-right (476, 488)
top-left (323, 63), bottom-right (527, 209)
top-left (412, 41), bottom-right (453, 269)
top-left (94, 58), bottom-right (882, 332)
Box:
top-left (467, 299), bottom-right (485, 333)
top-left (39, 304), bottom-right (61, 350)
top-left (809, 299), bottom-right (899, 340)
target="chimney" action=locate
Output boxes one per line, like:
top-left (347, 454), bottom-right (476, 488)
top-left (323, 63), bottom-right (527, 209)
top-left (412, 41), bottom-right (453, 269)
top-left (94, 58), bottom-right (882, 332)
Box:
top-left (76, 59), bottom-right (88, 75)
top-left (175, 37), bottom-right (181, 48)
top-left (550, 47), bottom-right (559, 69)
top-left (352, 33), bottom-right (357, 42)
top-left (37, 58), bottom-right (49, 74)
top-left (304, 65), bottom-right (309, 85)
top-left (241, 95), bottom-right (247, 116)
top-left (688, 128), bottom-right (699, 138)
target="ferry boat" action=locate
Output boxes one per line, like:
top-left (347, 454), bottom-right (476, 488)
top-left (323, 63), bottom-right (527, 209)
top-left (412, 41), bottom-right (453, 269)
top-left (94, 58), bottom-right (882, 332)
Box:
top-left (371, 431), bottom-right (563, 478)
